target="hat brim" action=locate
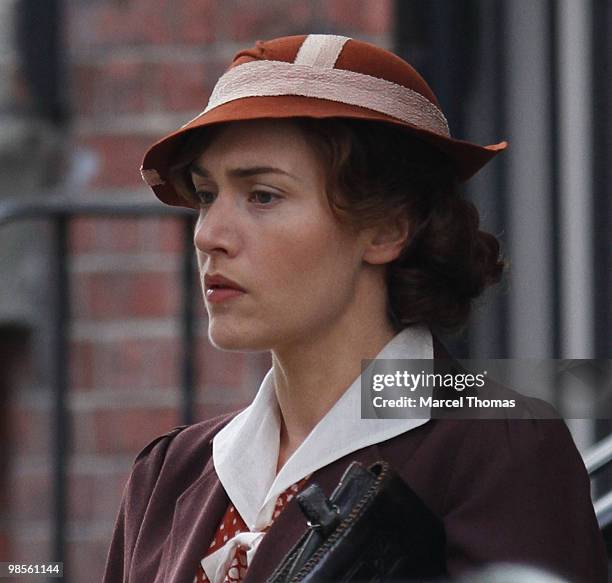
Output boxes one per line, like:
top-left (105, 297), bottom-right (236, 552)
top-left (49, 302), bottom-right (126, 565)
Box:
top-left (143, 95), bottom-right (507, 207)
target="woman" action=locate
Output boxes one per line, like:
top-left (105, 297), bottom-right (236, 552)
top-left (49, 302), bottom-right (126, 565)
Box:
top-left (103, 35), bottom-right (606, 582)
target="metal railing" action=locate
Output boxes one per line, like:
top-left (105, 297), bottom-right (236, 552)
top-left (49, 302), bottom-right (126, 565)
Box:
top-left (1, 197), bottom-right (197, 582)
top-left (585, 435), bottom-right (612, 530)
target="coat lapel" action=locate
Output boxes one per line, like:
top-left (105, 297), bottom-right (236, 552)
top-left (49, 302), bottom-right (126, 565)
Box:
top-left (243, 443), bottom-right (383, 582)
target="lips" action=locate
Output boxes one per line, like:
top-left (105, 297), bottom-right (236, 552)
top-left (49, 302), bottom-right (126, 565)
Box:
top-left (204, 274), bottom-right (246, 309)
top-left (204, 274), bottom-right (246, 292)
top-left (203, 274), bottom-right (247, 304)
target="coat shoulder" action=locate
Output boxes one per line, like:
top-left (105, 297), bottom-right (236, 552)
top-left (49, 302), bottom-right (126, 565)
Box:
top-left (133, 409), bottom-right (243, 469)
top-left (134, 425), bottom-right (189, 463)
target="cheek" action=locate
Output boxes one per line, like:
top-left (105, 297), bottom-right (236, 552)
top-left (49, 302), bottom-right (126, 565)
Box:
top-left (262, 220), bottom-right (360, 291)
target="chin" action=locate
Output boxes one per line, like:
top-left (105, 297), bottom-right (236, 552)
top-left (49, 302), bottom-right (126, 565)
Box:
top-left (207, 320), bottom-right (271, 353)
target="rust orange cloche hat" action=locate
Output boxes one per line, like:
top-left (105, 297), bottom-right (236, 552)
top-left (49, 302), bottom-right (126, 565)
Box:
top-left (141, 34), bottom-right (508, 207)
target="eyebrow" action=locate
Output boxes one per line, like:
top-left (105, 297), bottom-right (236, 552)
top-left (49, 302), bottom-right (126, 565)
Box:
top-left (190, 163), bottom-right (298, 181)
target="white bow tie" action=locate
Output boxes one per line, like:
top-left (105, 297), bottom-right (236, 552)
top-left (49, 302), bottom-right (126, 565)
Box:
top-left (200, 530), bottom-right (267, 583)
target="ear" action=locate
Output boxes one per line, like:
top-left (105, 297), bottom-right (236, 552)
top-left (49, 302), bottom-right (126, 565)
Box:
top-left (362, 214), bottom-right (411, 265)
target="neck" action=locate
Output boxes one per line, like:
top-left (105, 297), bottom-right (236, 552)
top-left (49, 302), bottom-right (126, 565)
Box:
top-left (272, 274), bottom-right (396, 471)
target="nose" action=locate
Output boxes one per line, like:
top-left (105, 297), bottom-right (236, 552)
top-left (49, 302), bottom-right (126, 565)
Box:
top-left (193, 195), bottom-right (241, 257)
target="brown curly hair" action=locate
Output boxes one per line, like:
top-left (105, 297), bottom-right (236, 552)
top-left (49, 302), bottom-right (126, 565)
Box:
top-left (169, 117), bottom-right (504, 331)
top-left (294, 118), bottom-right (505, 332)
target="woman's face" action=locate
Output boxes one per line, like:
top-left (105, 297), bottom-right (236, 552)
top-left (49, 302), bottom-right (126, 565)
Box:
top-left (191, 119), bottom-right (373, 352)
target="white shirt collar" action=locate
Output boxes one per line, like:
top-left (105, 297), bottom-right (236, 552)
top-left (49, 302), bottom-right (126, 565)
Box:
top-left (212, 324), bottom-right (433, 532)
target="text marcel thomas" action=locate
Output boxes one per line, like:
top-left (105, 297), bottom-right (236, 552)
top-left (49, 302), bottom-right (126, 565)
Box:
top-left (369, 370), bottom-right (517, 409)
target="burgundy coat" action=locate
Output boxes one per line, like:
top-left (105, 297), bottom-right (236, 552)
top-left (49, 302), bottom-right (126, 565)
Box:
top-left (102, 407), bottom-right (607, 583)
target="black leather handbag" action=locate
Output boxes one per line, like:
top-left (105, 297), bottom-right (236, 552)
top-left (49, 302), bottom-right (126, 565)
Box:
top-left (267, 460), bottom-right (447, 582)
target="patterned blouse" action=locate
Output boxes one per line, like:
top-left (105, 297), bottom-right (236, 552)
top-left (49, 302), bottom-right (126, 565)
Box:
top-left (195, 478), bottom-right (309, 583)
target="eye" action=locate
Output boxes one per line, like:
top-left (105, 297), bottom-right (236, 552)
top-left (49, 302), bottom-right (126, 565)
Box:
top-left (248, 191), bottom-right (279, 205)
top-left (194, 190), bottom-right (216, 205)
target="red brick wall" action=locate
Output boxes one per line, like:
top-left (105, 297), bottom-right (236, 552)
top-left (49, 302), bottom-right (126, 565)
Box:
top-left (7, 1), bottom-right (392, 580)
